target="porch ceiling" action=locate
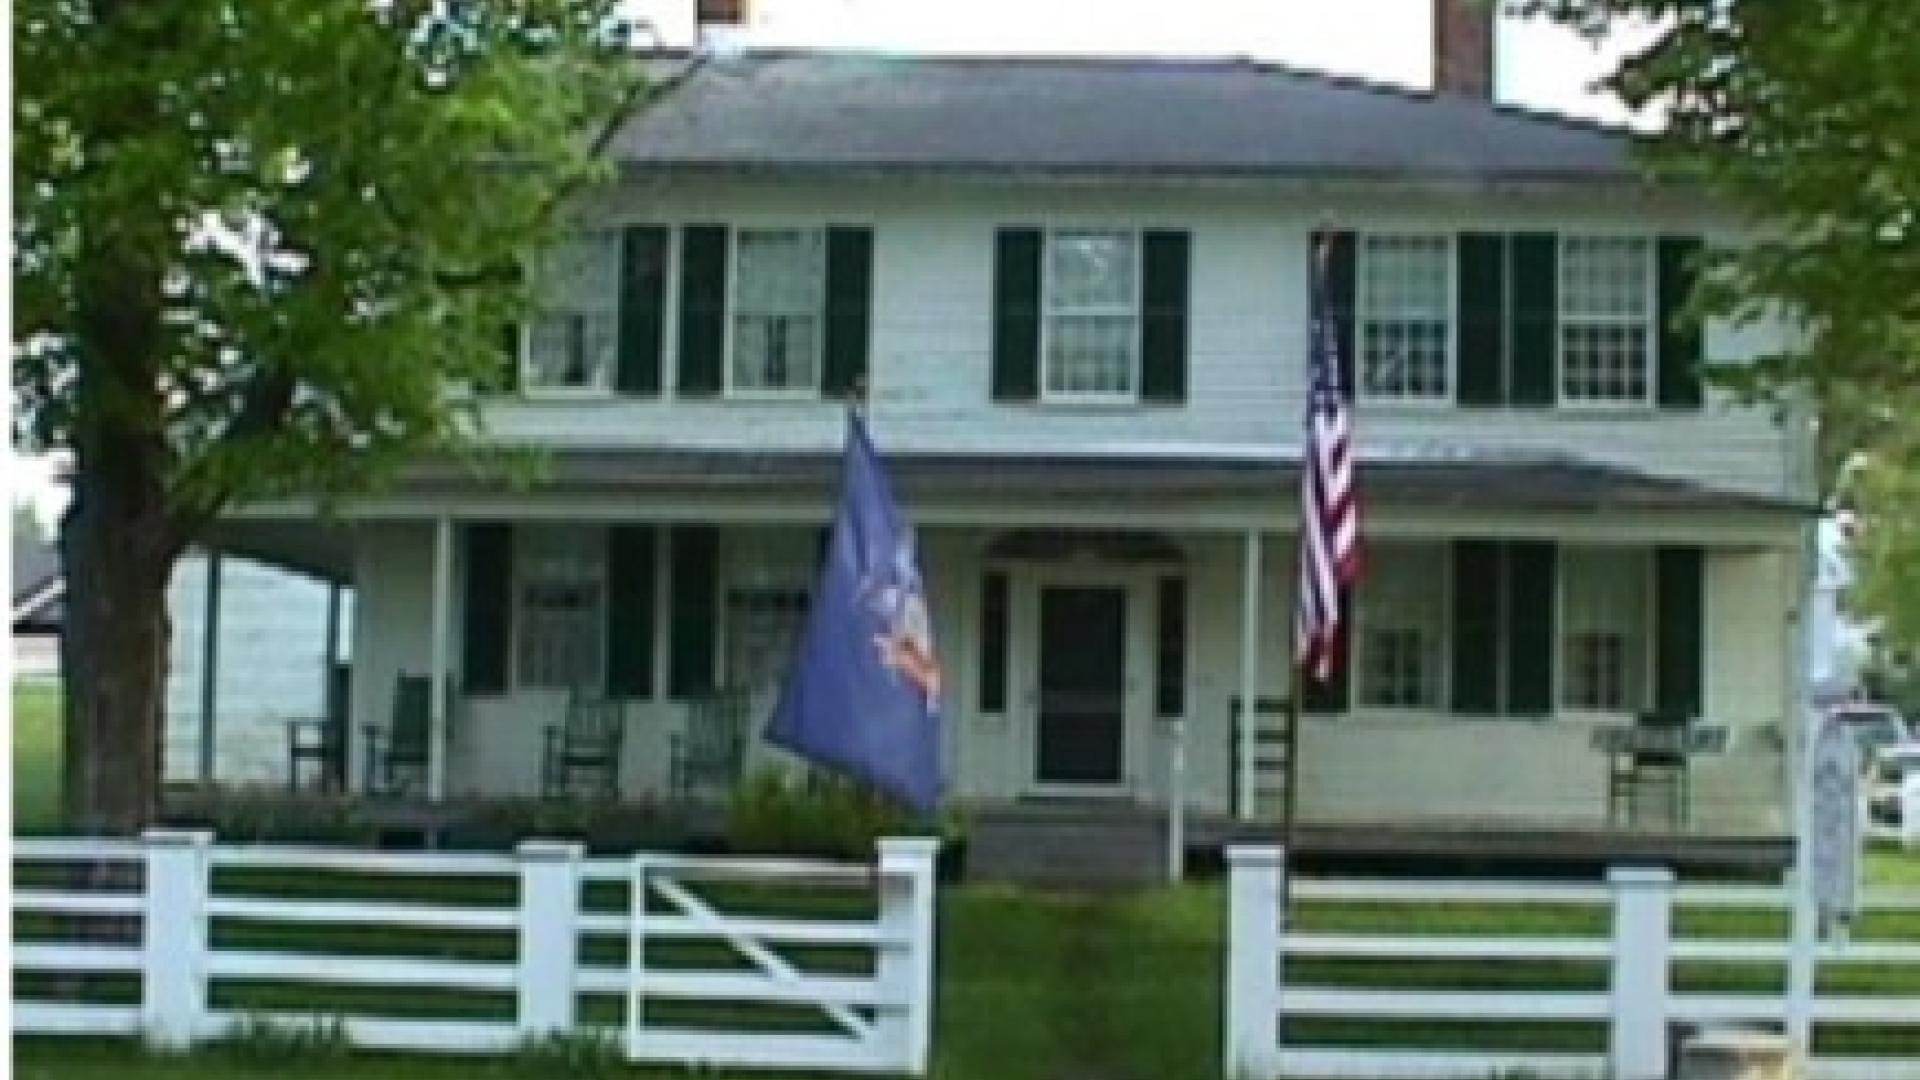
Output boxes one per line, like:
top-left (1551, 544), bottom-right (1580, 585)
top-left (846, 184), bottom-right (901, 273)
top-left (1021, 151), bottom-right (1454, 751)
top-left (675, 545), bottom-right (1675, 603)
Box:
top-left (207, 518), bottom-right (353, 583)
top-left (382, 447), bottom-right (1810, 516)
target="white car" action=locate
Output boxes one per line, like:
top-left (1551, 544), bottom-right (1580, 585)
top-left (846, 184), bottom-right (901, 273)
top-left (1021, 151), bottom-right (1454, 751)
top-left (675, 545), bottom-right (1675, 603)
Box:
top-left (1867, 743), bottom-right (1920, 831)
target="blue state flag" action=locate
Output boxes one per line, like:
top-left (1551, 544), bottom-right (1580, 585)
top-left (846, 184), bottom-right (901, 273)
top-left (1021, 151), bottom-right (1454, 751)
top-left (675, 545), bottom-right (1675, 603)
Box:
top-left (766, 413), bottom-right (943, 812)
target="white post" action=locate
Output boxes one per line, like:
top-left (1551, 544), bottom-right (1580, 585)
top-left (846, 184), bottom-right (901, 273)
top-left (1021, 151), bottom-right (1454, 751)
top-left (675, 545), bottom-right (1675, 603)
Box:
top-left (517, 840), bottom-right (583, 1038)
top-left (876, 836), bottom-right (940, 1077)
top-left (1904, 773), bottom-right (1920, 850)
top-left (428, 516), bottom-right (453, 802)
top-left (1237, 530), bottom-right (1263, 822)
top-left (1167, 718), bottom-right (1187, 882)
top-left (1608, 865), bottom-right (1675, 1080)
top-left (142, 829), bottom-right (212, 1051)
top-left (1224, 844), bottom-right (1284, 1080)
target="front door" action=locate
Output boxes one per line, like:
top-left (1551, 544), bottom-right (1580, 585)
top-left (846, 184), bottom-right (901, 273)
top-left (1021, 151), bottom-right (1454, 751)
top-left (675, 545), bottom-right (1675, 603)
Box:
top-left (1035, 585), bottom-right (1127, 787)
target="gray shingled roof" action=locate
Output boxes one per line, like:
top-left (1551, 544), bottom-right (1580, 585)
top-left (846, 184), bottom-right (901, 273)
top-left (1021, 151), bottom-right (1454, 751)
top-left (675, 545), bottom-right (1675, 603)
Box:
top-left (396, 448), bottom-right (1807, 515)
top-left (614, 51), bottom-right (1646, 182)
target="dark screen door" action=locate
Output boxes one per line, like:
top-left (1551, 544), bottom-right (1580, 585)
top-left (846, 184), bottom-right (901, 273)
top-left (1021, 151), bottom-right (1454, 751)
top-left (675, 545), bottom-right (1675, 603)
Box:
top-left (1036, 586), bottom-right (1126, 785)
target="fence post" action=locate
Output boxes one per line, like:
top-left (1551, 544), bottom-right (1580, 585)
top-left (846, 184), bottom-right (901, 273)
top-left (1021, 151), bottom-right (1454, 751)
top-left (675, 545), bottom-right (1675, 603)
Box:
top-left (1224, 844), bottom-right (1284, 1080)
top-left (876, 836), bottom-right (940, 1077)
top-left (517, 839), bottom-right (584, 1039)
top-left (1609, 864), bottom-right (1675, 1080)
top-left (142, 829), bottom-right (212, 1051)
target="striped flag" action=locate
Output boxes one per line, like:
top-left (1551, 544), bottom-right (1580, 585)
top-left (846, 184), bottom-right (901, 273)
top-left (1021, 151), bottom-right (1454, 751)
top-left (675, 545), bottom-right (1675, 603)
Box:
top-left (1296, 237), bottom-right (1360, 683)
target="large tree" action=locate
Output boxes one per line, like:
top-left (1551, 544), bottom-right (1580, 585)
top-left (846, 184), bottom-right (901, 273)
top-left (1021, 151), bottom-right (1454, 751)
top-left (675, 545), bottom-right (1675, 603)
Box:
top-left (1529, 0), bottom-right (1920, 645)
top-left (13, 0), bottom-right (656, 832)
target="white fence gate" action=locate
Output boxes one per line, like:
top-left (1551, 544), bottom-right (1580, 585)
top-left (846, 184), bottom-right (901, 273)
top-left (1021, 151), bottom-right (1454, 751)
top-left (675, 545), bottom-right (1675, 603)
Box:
top-left (13, 831), bottom-right (939, 1075)
top-left (1223, 845), bottom-right (1920, 1080)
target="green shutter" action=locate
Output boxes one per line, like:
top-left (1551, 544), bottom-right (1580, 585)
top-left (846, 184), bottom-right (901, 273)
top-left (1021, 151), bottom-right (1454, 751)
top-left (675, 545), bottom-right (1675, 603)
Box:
top-left (1657, 235), bottom-right (1705, 410)
top-left (1141, 230), bottom-right (1190, 404)
top-left (822, 226), bottom-right (873, 399)
top-left (616, 227), bottom-right (668, 396)
top-left (1450, 540), bottom-right (1501, 714)
top-left (605, 526), bottom-right (657, 699)
top-left (667, 525), bottom-right (719, 699)
top-left (1509, 232), bottom-right (1557, 408)
top-left (1301, 587), bottom-right (1351, 714)
top-left (978, 572), bottom-right (1009, 713)
top-left (1319, 231), bottom-right (1358, 395)
top-left (1505, 541), bottom-right (1558, 716)
top-left (992, 228), bottom-right (1042, 402)
top-left (1457, 233), bottom-right (1505, 406)
top-left (1654, 545), bottom-right (1705, 719)
top-left (461, 524), bottom-right (513, 696)
top-left (677, 225), bottom-right (727, 397)
top-left (1155, 576), bottom-right (1187, 717)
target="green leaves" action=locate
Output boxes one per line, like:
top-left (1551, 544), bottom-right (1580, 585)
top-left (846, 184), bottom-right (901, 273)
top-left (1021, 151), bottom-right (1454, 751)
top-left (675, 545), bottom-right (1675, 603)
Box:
top-left (13, 0), bottom-right (648, 523)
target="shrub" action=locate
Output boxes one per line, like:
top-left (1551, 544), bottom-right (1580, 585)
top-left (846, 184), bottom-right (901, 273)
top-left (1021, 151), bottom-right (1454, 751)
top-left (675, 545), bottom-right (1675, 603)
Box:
top-left (724, 767), bottom-right (951, 859)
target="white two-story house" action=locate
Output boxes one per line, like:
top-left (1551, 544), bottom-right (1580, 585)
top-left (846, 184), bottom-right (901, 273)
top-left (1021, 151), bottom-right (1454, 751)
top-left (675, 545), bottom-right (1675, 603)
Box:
top-left (217, 18), bottom-right (1815, 865)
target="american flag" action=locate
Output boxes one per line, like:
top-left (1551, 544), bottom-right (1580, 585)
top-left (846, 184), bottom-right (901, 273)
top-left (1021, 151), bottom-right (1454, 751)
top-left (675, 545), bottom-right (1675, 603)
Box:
top-left (1296, 238), bottom-right (1360, 683)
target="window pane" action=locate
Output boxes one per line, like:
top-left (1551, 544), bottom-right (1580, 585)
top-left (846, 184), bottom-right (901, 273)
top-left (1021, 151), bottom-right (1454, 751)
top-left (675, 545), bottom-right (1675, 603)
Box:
top-left (527, 232), bottom-right (619, 389)
top-left (1559, 236), bottom-right (1651, 404)
top-left (1044, 231), bottom-right (1138, 398)
top-left (516, 528), bottom-right (606, 690)
top-left (1360, 235), bottom-right (1451, 401)
top-left (1358, 544), bottom-right (1447, 709)
top-left (732, 229), bottom-right (824, 392)
top-left (1049, 231), bottom-right (1136, 310)
top-left (1560, 547), bottom-right (1649, 710)
top-left (1045, 313), bottom-right (1136, 396)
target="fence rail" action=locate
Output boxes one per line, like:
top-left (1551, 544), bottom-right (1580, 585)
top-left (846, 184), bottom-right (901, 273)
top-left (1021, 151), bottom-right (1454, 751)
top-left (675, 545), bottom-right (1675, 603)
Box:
top-left (13, 831), bottom-right (939, 1076)
top-left (1225, 845), bottom-right (1920, 1080)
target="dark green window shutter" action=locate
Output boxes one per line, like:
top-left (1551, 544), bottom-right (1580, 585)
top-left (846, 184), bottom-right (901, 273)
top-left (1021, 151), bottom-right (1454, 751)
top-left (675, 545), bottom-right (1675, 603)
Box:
top-left (978, 572), bottom-right (1009, 713)
top-left (1654, 545), bottom-right (1705, 718)
top-left (1450, 540), bottom-right (1501, 714)
top-left (461, 524), bottom-right (512, 696)
top-left (1155, 576), bottom-right (1187, 717)
top-left (605, 526), bottom-right (657, 699)
top-left (1141, 230), bottom-right (1190, 404)
top-left (1509, 232), bottom-right (1557, 408)
top-left (992, 228), bottom-right (1042, 402)
top-left (1457, 233), bottom-right (1506, 406)
top-left (1301, 587), bottom-right (1351, 714)
top-left (1318, 230), bottom-right (1358, 395)
top-left (1657, 235), bottom-right (1705, 410)
top-left (616, 226), bottom-right (668, 396)
top-left (667, 525), bottom-right (719, 699)
top-left (1505, 540), bottom-right (1558, 716)
top-left (822, 226), bottom-right (873, 399)
top-left (677, 225), bottom-right (728, 398)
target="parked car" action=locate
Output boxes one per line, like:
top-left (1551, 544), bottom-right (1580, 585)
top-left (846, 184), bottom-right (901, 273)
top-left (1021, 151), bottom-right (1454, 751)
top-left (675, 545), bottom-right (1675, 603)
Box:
top-left (1829, 703), bottom-right (1916, 762)
top-left (1867, 743), bottom-right (1920, 830)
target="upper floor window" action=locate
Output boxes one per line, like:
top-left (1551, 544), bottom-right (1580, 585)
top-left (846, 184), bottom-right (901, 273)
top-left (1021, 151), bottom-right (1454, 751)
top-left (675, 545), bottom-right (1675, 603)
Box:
top-left (1044, 230), bottom-right (1139, 401)
top-left (732, 228), bottom-right (826, 394)
top-left (1356, 543), bottom-right (1448, 709)
top-left (1559, 235), bottom-right (1654, 406)
top-left (516, 528), bottom-right (606, 690)
top-left (1358, 234), bottom-right (1451, 402)
top-left (1560, 547), bottom-right (1649, 711)
top-left (526, 231), bottom-right (619, 392)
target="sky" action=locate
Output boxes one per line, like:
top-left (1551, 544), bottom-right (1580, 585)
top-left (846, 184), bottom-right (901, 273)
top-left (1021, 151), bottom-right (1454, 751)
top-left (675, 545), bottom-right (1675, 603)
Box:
top-left (8, 1), bottom-right (1653, 533)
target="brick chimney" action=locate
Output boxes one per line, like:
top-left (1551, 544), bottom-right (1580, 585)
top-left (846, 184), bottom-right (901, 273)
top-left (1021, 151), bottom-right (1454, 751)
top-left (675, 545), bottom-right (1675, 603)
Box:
top-left (1433, 0), bottom-right (1495, 99)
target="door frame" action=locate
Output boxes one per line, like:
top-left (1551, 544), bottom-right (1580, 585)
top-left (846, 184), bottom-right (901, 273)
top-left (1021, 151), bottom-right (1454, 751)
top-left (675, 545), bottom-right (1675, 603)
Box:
top-left (1008, 562), bottom-right (1155, 798)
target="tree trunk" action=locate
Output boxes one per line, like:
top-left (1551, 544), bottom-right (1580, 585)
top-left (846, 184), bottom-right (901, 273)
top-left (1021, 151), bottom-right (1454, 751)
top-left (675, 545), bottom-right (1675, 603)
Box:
top-left (59, 480), bottom-right (178, 835)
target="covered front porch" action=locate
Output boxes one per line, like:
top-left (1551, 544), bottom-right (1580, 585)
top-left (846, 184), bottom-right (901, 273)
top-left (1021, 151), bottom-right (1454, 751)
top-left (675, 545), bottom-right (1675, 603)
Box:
top-left (213, 447), bottom-right (1805, 855)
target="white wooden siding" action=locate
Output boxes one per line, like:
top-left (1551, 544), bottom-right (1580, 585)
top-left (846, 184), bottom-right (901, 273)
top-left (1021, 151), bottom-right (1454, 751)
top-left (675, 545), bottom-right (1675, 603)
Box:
top-left (480, 179), bottom-right (1807, 501)
top-left (164, 553), bottom-right (350, 785)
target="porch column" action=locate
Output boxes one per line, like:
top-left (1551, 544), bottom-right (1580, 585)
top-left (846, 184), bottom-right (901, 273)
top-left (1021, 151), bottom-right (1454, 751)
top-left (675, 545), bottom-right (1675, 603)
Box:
top-left (198, 548), bottom-right (223, 785)
top-left (428, 516), bottom-right (453, 802)
top-left (1237, 529), bottom-right (1262, 822)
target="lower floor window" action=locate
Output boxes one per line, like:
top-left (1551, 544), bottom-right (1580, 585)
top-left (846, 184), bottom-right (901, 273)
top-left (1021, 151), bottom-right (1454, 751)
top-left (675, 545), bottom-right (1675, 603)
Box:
top-left (726, 588), bottom-right (810, 691)
top-left (1560, 547), bottom-right (1650, 711)
top-left (516, 528), bottom-right (606, 690)
top-left (1357, 544), bottom-right (1447, 709)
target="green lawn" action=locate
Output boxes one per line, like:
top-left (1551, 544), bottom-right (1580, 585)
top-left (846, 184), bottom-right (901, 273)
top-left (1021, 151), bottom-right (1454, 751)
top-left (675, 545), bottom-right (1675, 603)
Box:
top-left (11, 682), bottom-right (1919, 1077)
top-left (13, 680), bottom-right (62, 832)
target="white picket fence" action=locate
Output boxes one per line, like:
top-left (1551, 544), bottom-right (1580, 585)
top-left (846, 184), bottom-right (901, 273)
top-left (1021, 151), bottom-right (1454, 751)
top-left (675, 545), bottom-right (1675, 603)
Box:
top-left (13, 831), bottom-right (939, 1075)
top-left (1224, 846), bottom-right (1920, 1080)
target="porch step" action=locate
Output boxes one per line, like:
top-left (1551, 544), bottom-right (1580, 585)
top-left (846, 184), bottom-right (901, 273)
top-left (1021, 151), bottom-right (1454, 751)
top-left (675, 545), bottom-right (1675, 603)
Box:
top-left (965, 803), bottom-right (1170, 889)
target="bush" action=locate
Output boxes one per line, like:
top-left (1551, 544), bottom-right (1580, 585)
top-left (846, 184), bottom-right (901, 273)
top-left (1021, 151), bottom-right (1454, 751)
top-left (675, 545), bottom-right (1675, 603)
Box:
top-left (724, 768), bottom-right (954, 859)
